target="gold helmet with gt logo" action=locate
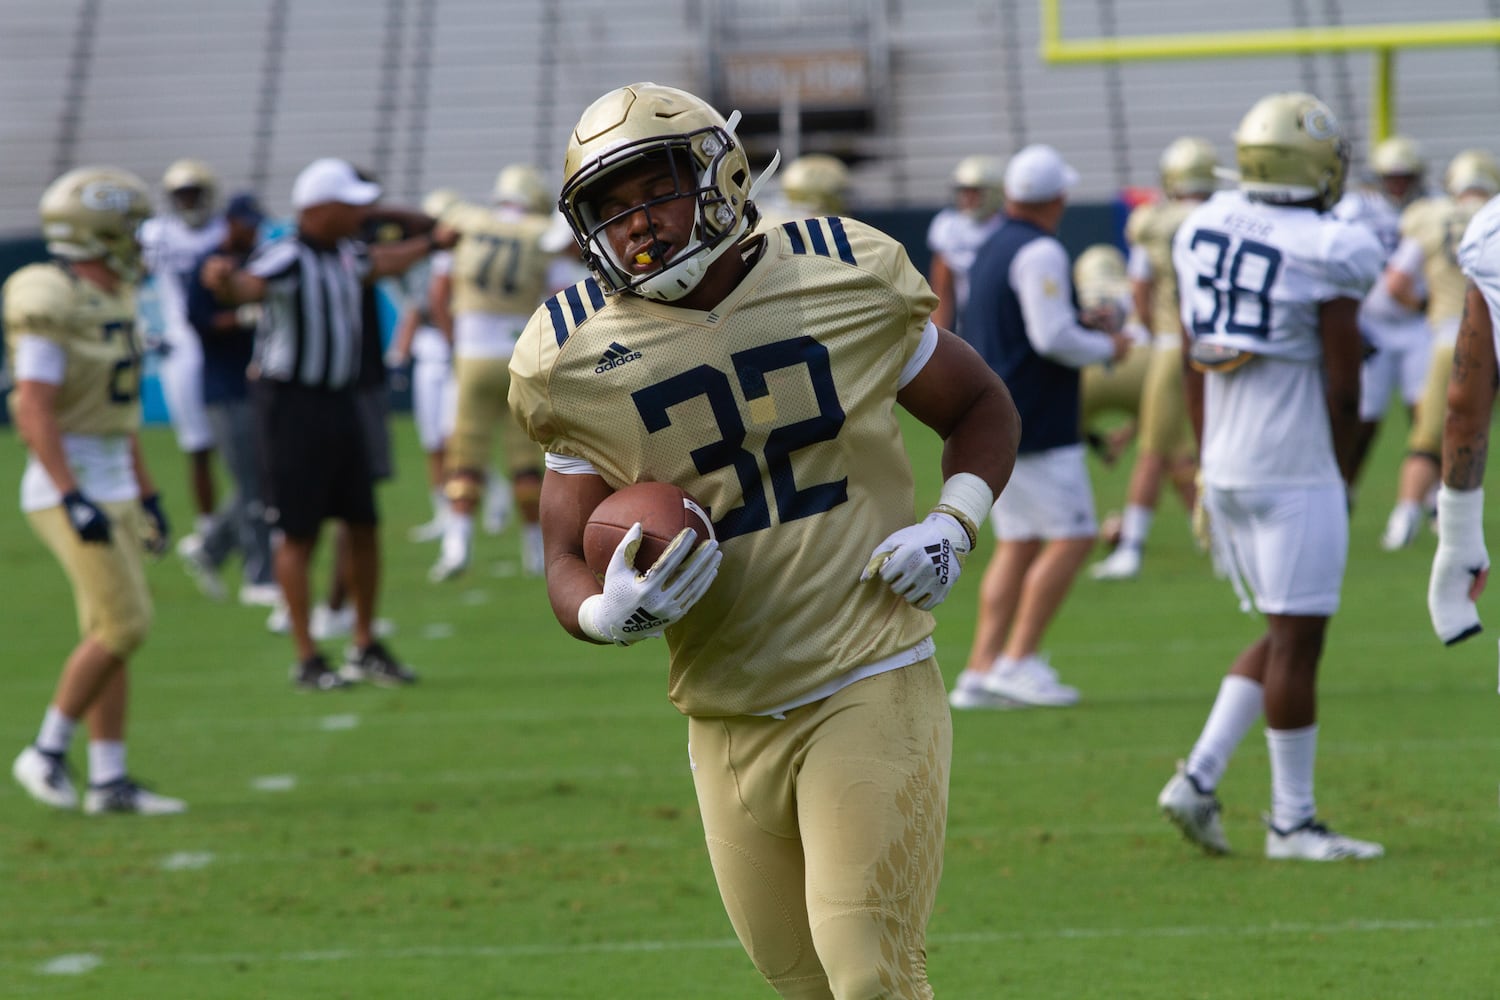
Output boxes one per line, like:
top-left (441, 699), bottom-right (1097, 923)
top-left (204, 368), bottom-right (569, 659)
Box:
top-left (779, 154), bottom-right (850, 216)
top-left (561, 82), bottom-right (768, 302)
top-left (161, 157), bottom-right (218, 227)
top-left (40, 166), bottom-right (152, 282)
top-left (492, 164), bottom-right (551, 215)
top-left (1444, 149), bottom-right (1500, 199)
top-left (1233, 92), bottom-right (1349, 211)
top-left (1370, 136), bottom-right (1424, 179)
top-left (1159, 137), bottom-right (1218, 198)
top-left (952, 154), bottom-right (1005, 220)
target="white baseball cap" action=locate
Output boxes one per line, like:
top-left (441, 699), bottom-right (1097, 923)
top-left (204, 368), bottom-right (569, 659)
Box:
top-left (1004, 144), bottom-right (1080, 203)
top-left (291, 158), bottom-right (381, 210)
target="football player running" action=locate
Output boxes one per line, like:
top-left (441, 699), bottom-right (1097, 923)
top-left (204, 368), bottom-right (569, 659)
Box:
top-left (1427, 190), bottom-right (1500, 651)
top-left (1157, 93), bottom-right (1385, 861)
top-left (428, 166), bottom-right (555, 582)
top-left (1090, 138), bottom-right (1218, 581)
top-left (7, 168), bottom-right (186, 815)
top-left (509, 83), bottom-right (1019, 998)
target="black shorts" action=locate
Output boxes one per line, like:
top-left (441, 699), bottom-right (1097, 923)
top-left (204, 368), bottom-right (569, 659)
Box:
top-left (254, 380), bottom-right (378, 539)
top-left (355, 382), bottom-right (393, 482)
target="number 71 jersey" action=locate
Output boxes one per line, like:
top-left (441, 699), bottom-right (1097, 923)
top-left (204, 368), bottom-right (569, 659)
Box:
top-left (509, 217), bottom-right (939, 717)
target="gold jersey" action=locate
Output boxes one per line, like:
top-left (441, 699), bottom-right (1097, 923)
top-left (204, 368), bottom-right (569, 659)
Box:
top-left (447, 205), bottom-right (554, 318)
top-left (511, 217), bottom-right (939, 717)
top-left (1125, 197), bottom-right (1197, 336)
top-left (4, 262), bottom-right (140, 436)
top-left (1400, 196), bottom-right (1479, 327)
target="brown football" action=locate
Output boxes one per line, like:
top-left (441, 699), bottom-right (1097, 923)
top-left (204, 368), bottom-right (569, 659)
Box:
top-left (583, 482), bottom-right (715, 578)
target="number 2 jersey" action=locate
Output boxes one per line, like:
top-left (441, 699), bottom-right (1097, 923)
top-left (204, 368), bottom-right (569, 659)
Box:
top-left (510, 217), bottom-right (938, 718)
top-left (1173, 190), bottom-right (1383, 488)
top-left (3, 262), bottom-right (142, 509)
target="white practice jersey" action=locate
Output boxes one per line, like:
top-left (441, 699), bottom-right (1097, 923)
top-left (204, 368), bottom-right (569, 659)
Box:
top-left (139, 214), bottom-right (226, 347)
top-left (1334, 188), bottom-right (1428, 345)
top-left (1174, 190), bottom-right (1383, 488)
top-left (926, 207), bottom-right (1002, 316)
top-left (1458, 193), bottom-right (1500, 359)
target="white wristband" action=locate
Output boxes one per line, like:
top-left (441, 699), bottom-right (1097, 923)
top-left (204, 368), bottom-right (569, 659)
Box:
top-left (1437, 486), bottom-right (1485, 549)
top-left (932, 472), bottom-right (993, 550)
top-left (576, 594), bottom-right (610, 644)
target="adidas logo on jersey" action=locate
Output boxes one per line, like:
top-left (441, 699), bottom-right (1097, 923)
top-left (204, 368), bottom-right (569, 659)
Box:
top-left (623, 608), bottom-right (667, 634)
top-left (595, 342), bottom-right (642, 373)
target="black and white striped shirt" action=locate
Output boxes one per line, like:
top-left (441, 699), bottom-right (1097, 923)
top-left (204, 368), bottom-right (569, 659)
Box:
top-left (247, 234), bottom-right (370, 390)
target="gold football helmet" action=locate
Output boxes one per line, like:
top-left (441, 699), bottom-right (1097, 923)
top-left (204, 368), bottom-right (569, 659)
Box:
top-left (40, 166), bottom-right (152, 282)
top-left (561, 82), bottom-right (768, 302)
top-left (1444, 149), bottom-right (1500, 199)
top-left (422, 187), bottom-right (464, 221)
top-left (1233, 92), bottom-right (1349, 211)
top-left (779, 154), bottom-right (850, 215)
top-left (1159, 137), bottom-right (1218, 198)
top-left (161, 157), bottom-right (218, 227)
top-left (1072, 244), bottom-right (1129, 311)
top-left (492, 165), bottom-right (551, 215)
top-left (952, 155), bottom-right (1005, 220)
top-left (1370, 136), bottom-right (1423, 178)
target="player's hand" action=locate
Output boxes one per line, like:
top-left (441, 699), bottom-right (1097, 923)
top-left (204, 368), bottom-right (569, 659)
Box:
top-left (62, 490), bottom-right (111, 544)
top-left (1428, 486), bottom-right (1488, 644)
top-left (200, 256), bottom-right (235, 297)
top-left (578, 523), bottom-right (722, 645)
top-left (139, 493), bottom-right (170, 557)
top-left (862, 512), bottom-right (969, 611)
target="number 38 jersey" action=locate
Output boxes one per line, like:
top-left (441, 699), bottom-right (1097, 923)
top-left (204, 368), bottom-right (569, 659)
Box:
top-left (1172, 190), bottom-right (1383, 488)
top-left (4, 262), bottom-right (140, 437)
top-left (510, 218), bottom-right (938, 717)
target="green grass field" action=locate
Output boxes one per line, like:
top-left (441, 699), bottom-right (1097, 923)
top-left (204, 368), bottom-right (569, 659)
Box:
top-left (2, 412), bottom-right (1497, 999)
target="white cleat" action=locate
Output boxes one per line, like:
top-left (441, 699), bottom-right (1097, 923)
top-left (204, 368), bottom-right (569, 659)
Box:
top-left (176, 533), bottom-right (228, 601)
top-left (1090, 546), bottom-right (1142, 581)
top-left (948, 672), bottom-right (1024, 710)
top-left (980, 654), bottom-right (1080, 707)
top-left (310, 603), bottom-right (394, 641)
top-left (1380, 505), bottom-right (1421, 551)
top-left (1157, 761), bottom-right (1230, 855)
top-left (84, 777), bottom-right (187, 816)
top-left (1265, 817), bottom-right (1384, 861)
top-left (428, 552), bottom-right (469, 583)
top-left (238, 582), bottom-right (282, 608)
top-left (13, 746), bottom-right (77, 810)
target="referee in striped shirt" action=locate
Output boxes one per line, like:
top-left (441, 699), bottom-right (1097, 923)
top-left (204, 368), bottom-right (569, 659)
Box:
top-left (201, 158), bottom-right (457, 690)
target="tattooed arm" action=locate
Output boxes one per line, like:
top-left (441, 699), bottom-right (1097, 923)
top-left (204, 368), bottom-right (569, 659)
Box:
top-left (1442, 283), bottom-right (1499, 490)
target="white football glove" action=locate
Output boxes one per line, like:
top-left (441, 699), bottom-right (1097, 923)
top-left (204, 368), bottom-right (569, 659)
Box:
top-left (862, 511), bottom-right (969, 612)
top-left (578, 523), bottom-right (722, 645)
top-left (1428, 486), bottom-right (1489, 645)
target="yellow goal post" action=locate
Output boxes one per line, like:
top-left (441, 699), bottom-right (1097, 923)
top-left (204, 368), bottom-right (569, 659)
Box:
top-left (1038, 2), bottom-right (1500, 142)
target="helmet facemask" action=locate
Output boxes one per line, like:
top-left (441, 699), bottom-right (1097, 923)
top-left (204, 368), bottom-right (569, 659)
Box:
top-left (563, 112), bottom-right (766, 302)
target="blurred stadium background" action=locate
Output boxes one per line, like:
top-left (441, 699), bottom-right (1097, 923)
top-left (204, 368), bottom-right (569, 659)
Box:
top-left (1, 0), bottom-right (1498, 412)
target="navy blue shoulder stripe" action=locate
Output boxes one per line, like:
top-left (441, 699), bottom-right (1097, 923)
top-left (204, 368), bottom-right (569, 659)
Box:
top-left (780, 218), bottom-right (857, 266)
top-left (544, 278), bottom-right (605, 347)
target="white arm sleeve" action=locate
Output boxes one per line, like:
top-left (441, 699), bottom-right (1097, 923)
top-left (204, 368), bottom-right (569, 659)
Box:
top-left (13, 335), bottom-right (67, 385)
top-left (545, 452), bottom-right (601, 475)
top-left (1386, 237), bottom-right (1424, 279)
top-left (897, 321), bottom-right (940, 389)
top-left (1126, 243), bottom-right (1153, 282)
top-left (1010, 239), bottom-right (1116, 368)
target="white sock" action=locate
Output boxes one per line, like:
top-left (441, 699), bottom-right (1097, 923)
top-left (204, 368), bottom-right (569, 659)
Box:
top-left (194, 514), bottom-right (214, 538)
top-left (1393, 499), bottom-right (1421, 519)
top-left (430, 489), bottom-right (449, 521)
top-left (1266, 723), bottom-right (1318, 832)
top-left (1185, 674), bottom-right (1263, 791)
top-left (1120, 504), bottom-right (1153, 550)
top-left (442, 513), bottom-right (474, 563)
top-left (88, 740), bottom-right (127, 787)
top-left (36, 706), bottom-right (78, 757)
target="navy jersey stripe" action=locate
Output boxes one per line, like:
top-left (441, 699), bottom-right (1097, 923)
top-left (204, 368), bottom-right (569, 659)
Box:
top-left (826, 217), bottom-right (857, 265)
top-left (806, 219), bottom-right (831, 258)
top-left (781, 221), bottom-right (807, 255)
top-left (545, 296), bottom-right (568, 346)
top-left (563, 285), bottom-right (587, 324)
top-left (585, 278), bottom-right (605, 310)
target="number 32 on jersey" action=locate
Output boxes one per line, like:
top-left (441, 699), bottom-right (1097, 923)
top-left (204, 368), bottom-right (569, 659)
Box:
top-left (631, 335), bottom-right (848, 543)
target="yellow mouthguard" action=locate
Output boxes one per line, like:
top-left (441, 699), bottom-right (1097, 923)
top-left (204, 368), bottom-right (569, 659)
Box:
top-left (634, 251), bottom-right (654, 264)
